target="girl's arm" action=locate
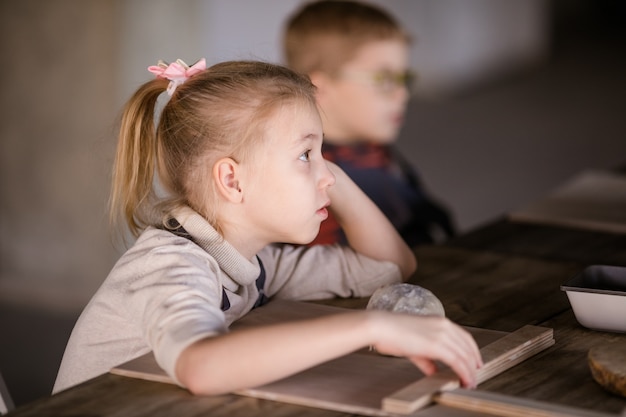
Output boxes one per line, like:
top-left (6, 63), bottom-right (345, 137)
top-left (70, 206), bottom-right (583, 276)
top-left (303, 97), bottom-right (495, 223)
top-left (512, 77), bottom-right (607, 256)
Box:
top-left (176, 163), bottom-right (479, 397)
top-left (177, 308), bottom-right (481, 396)
top-left (326, 162), bottom-right (417, 280)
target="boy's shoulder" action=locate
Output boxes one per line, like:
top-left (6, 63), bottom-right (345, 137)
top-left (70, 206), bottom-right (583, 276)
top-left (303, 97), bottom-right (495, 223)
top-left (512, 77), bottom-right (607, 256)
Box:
top-left (322, 142), bottom-right (394, 169)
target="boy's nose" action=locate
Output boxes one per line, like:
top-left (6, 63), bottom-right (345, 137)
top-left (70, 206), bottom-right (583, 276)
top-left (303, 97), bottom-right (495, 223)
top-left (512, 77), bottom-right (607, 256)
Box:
top-left (394, 84), bottom-right (410, 104)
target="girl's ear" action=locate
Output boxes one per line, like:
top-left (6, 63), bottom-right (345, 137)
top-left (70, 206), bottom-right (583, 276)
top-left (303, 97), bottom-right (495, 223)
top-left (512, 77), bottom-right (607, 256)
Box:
top-left (213, 157), bottom-right (243, 203)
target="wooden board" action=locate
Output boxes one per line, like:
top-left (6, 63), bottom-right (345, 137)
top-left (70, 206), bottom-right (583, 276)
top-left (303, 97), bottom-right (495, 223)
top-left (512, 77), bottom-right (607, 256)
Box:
top-left (435, 389), bottom-right (616, 417)
top-left (509, 170), bottom-right (626, 234)
top-left (381, 325), bottom-right (554, 414)
top-left (111, 300), bottom-right (553, 416)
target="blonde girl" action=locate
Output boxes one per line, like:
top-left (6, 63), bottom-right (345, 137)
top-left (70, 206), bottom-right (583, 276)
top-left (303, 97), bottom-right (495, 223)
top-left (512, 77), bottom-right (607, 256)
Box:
top-left (54, 59), bottom-right (481, 395)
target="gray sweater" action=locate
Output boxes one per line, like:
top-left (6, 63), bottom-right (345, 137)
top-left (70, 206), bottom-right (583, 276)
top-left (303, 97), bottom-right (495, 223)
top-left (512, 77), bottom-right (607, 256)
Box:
top-left (53, 206), bottom-right (400, 393)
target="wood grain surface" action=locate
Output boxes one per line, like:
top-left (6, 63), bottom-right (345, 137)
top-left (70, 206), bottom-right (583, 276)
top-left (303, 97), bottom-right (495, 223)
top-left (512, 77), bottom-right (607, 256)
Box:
top-left (112, 300), bottom-right (554, 417)
top-left (436, 389), bottom-right (616, 417)
top-left (407, 245), bottom-right (580, 332)
top-left (447, 219), bottom-right (626, 267)
top-left (7, 225), bottom-right (626, 417)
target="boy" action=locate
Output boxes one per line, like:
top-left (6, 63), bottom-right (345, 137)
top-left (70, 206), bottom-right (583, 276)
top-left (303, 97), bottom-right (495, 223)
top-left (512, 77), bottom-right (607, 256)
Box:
top-left (283, 0), bottom-right (455, 246)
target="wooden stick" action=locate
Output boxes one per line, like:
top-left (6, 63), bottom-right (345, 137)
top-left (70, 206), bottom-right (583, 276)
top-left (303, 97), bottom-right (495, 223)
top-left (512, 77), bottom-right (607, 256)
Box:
top-left (478, 326), bottom-right (554, 382)
top-left (478, 334), bottom-right (555, 384)
top-left (436, 389), bottom-right (615, 417)
top-left (380, 369), bottom-right (461, 415)
top-left (382, 325), bottom-right (554, 415)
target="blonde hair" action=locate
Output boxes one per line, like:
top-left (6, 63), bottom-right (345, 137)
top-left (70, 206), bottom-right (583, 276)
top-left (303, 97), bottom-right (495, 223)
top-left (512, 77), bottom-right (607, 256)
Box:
top-left (109, 60), bottom-right (317, 239)
top-left (284, 0), bottom-right (411, 75)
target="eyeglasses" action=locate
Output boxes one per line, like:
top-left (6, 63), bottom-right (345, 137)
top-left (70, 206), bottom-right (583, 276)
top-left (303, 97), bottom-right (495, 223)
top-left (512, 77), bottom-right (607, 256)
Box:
top-left (338, 69), bottom-right (417, 95)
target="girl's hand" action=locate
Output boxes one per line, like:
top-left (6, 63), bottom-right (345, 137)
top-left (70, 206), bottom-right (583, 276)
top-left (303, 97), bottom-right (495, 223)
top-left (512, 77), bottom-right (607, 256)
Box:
top-left (324, 161), bottom-right (417, 279)
top-left (368, 311), bottom-right (483, 388)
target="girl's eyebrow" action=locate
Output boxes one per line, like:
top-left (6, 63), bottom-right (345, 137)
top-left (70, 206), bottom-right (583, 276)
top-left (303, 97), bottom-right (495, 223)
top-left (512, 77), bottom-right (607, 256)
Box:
top-left (294, 133), bottom-right (319, 147)
top-left (303, 132), bottom-right (322, 142)
top-left (289, 133), bottom-right (318, 151)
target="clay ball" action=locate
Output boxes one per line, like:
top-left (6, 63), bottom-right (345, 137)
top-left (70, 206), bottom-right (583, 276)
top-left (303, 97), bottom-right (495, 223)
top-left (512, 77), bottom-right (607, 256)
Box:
top-left (366, 283), bottom-right (445, 317)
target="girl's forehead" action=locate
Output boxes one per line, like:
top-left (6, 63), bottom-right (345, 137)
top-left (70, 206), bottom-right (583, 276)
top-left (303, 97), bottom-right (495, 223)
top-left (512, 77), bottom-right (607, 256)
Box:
top-left (263, 100), bottom-right (322, 140)
top-left (274, 99), bottom-right (320, 121)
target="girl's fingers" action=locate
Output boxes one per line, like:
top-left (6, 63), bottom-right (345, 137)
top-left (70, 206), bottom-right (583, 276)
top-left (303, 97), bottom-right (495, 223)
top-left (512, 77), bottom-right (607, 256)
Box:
top-left (424, 322), bottom-right (481, 388)
top-left (409, 357), bottom-right (437, 377)
top-left (410, 351), bottom-right (476, 388)
top-left (449, 330), bottom-right (482, 387)
top-left (373, 313), bottom-right (483, 388)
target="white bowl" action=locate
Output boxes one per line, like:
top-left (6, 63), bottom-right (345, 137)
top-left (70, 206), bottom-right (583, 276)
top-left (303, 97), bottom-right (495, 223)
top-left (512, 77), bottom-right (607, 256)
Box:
top-left (561, 265), bottom-right (626, 333)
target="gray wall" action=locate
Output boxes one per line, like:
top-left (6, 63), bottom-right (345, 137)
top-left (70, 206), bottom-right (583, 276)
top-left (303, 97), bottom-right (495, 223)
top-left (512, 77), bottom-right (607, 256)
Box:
top-left (0, 1), bottom-right (118, 311)
top-left (1, 0), bottom-right (625, 313)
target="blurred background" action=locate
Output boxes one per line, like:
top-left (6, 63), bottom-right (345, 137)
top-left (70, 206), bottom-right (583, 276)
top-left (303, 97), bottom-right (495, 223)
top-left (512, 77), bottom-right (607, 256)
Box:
top-left (1, 0), bottom-right (625, 407)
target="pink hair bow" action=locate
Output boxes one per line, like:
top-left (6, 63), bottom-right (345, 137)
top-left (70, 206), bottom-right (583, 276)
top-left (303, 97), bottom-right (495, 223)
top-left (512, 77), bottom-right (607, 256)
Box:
top-left (148, 58), bottom-right (207, 96)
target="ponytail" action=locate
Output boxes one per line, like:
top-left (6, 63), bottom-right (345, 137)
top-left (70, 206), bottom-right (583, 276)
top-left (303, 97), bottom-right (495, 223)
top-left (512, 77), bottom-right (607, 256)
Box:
top-left (109, 78), bottom-right (168, 238)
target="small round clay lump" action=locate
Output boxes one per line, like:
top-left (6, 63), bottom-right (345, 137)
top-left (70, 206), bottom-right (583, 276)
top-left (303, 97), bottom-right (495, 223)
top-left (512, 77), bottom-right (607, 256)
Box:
top-left (366, 283), bottom-right (445, 317)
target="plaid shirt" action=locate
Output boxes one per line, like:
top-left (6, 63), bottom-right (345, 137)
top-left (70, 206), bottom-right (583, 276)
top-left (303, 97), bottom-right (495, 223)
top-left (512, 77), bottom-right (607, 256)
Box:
top-left (312, 142), bottom-right (455, 247)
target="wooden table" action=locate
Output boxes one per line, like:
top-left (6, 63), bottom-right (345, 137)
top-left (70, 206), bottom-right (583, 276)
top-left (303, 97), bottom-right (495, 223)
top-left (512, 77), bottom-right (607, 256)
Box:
top-left (7, 220), bottom-right (626, 417)
top-left (447, 217), bottom-right (626, 267)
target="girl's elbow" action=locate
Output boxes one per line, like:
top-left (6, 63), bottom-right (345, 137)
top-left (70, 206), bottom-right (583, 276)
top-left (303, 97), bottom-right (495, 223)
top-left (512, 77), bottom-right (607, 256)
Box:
top-left (178, 367), bottom-right (229, 396)
top-left (176, 347), bottom-right (229, 396)
top-left (186, 381), bottom-right (227, 397)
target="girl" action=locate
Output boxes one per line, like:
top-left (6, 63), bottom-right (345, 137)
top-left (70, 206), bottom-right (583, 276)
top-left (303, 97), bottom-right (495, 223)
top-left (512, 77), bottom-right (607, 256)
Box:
top-left (54, 59), bottom-right (481, 395)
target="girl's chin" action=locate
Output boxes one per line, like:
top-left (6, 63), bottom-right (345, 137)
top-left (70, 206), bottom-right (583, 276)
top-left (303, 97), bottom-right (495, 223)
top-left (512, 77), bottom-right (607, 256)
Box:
top-left (287, 231), bottom-right (321, 246)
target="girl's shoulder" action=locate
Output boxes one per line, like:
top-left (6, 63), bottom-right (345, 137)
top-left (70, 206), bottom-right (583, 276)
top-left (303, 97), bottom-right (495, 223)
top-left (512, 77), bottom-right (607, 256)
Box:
top-left (111, 227), bottom-right (220, 281)
top-left (130, 226), bottom-right (206, 257)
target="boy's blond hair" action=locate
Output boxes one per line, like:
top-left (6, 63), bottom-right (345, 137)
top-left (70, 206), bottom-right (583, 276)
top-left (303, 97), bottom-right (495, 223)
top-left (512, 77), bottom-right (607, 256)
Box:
top-left (283, 0), bottom-right (410, 76)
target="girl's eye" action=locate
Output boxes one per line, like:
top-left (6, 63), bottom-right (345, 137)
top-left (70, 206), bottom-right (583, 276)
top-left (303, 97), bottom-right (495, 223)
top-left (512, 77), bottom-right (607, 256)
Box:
top-left (299, 149), bottom-right (311, 162)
